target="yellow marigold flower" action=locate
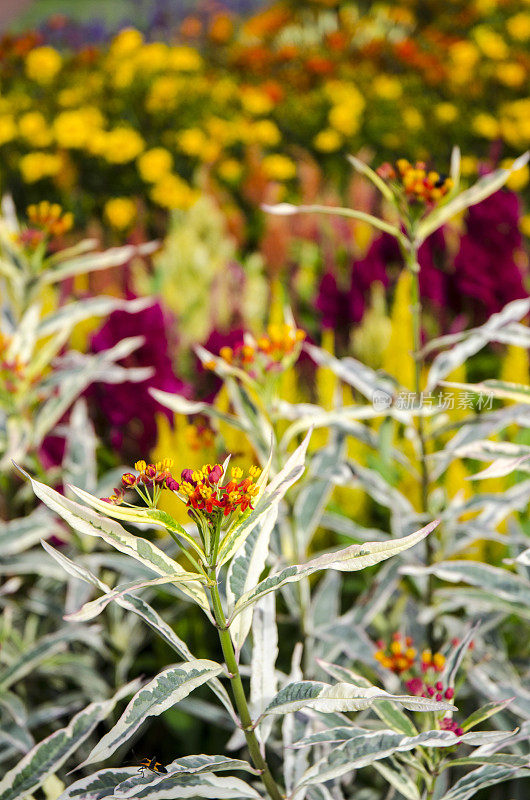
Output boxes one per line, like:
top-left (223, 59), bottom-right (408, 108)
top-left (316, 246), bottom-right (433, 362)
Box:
top-left (507, 12), bottom-right (530, 41)
top-left (495, 62), bottom-right (526, 87)
top-left (262, 154), bottom-right (296, 181)
top-left (390, 640), bottom-right (402, 655)
top-left (473, 25), bottom-right (509, 59)
top-left (472, 113), bottom-right (499, 139)
top-left (19, 152), bottom-right (62, 183)
top-left (328, 103), bottom-right (362, 136)
top-left (167, 46), bottom-right (203, 71)
top-left (19, 112), bottom-right (52, 147)
top-left (137, 147), bottom-right (173, 183)
top-left (240, 87), bottom-right (274, 116)
top-left (402, 107), bottom-right (423, 130)
top-left (53, 110), bottom-right (90, 149)
top-left (102, 128), bottom-right (144, 164)
top-left (110, 27), bottom-right (144, 56)
top-left (104, 197), bottom-right (137, 230)
top-left (448, 41), bottom-right (479, 83)
top-left (177, 128), bottom-right (208, 157)
top-left (313, 128), bottom-right (342, 152)
top-left (25, 46), bottom-right (62, 84)
top-left (150, 174), bottom-right (198, 209)
top-left (133, 42), bottom-right (169, 73)
top-left (373, 74), bottom-right (403, 100)
top-left (0, 115), bottom-right (16, 146)
top-left (501, 158), bottom-right (529, 191)
top-left (435, 103), bottom-right (458, 124)
top-left (251, 119), bottom-right (281, 146)
top-left (145, 75), bottom-right (181, 112)
top-left (460, 155), bottom-right (478, 175)
top-left (217, 158), bottom-right (243, 182)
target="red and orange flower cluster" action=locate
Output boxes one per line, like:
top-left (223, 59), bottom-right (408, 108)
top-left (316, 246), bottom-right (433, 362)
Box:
top-left (180, 464), bottom-right (261, 519)
top-left (209, 324), bottom-right (306, 375)
top-left (102, 457), bottom-right (179, 505)
top-left (102, 458), bottom-right (262, 524)
top-left (377, 159), bottom-right (453, 205)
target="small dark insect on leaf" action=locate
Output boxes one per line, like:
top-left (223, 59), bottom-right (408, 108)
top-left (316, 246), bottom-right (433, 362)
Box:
top-left (137, 756), bottom-right (168, 776)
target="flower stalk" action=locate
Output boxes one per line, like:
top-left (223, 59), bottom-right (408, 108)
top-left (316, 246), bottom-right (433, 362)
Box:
top-left (208, 576), bottom-right (284, 800)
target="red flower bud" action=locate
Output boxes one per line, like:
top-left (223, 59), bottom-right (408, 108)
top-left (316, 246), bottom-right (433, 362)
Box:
top-left (445, 687), bottom-right (454, 700)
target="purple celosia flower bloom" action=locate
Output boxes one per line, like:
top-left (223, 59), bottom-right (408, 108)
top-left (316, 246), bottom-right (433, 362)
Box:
top-left (86, 298), bottom-right (189, 459)
top-left (315, 273), bottom-right (350, 330)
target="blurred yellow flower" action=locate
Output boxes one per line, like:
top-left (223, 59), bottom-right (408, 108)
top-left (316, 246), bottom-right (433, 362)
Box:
top-left (501, 158), bottom-right (529, 190)
top-left (473, 25), bottom-right (509, 59)
top-left (251, 119), bottom-right (281, 146)
top-left (460, 155), bottom-right (478, 175)
top-left (402, 107), bottom-right (423, 130)
top-left (0, 115), bottom-right (16, 146)
top-left (262, 154), bottom-right (297, 180)
top-left (506, 12), bottom-right (530, 40)
top-left (520, 213), bottom-right (530, 237)
top-left (240, 87), bottom-right (274, 116)
top-left (150, 173), bottom-right (198, 209)
top-left (109, 27), bottom-right (144, 57)
top-left (137, 147), bottom-right (173, 183)
top-left (18, 112), bottom-right (52, 147)
top-left (102, 128), bottom-right (144, 163)
top-left (19, 152), bottom-right (62, 183)
top-left (217, 158), bottom-right (243, 182)
top-left (133, 42), bottom-right (169, 73)
top-left (495, 62), bottom-right (526, 87)
top-left (177, 128), bottom-right (208, 157)
top-left (448, 40), bottom-right (479, 82)
top-left (167, 46), bottom-right (203, 71)
top-left (435, 102), bottom-right (458, 123)
top-left (145, 75), bottom-right (181, 112)
top-left (313, 128), bottom-right (342, 152)
top-left (382, 270), bottom-right (415, 390)
top-left (373, 74), bottom-right (403, 100)
top-left (104, 197), bottom-right (137, 230)
top-left (472, 112), bottom-right (499, 139)
top-left (53, 108), bottom-right (104, 149)
top-left (329, 103), bottom-right (363, 136)
top-left (25, 46), bottom-right (62, 85)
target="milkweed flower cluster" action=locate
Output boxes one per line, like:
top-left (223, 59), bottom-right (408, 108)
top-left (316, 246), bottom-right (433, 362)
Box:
top-left (375, 634), bottom-right (462, 734)
top-left (16, 201), bottom-right (73, 250)
top-left (102, 458), bottom-right (261, 526)
top-left (377, 159), bottom-right (453, 206)
top-left (206, 323), bottom-right (306, 376)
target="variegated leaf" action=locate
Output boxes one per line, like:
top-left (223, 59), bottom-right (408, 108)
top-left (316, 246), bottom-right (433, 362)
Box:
top-left (0, 681), bottom-right (140, 800)
top-left (262, 680), bottom-right (453, 717)
top-left (262, 202), bottom-right (405, 243)
top-left (77, 661), bottom-right (224, 769)
top-left (24, 471), bottom-right (210, 612)
top-left (113, 772), bottom-right (261, 799)
top-left (231, 521), bottom-right (438, 621)
top-left (436, 763), bottom-right (529, 800)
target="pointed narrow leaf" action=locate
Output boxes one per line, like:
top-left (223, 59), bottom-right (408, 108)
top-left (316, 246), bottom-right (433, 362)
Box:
top-left (262, 202), bottom-right (405, 242)
top-left (24, 471), bottom-right (209, 612)
top-left (0, 681), bottom-right (140, 800)
top-left (436, 763), bottom-right (528, 800)
top-left (231, 521), bottom-right (438, 621)
top-left (77, 661), bottom-right (224, 769)
top-left (113, 773), bottom-right (261, 799)
top-left (461, 699), bottom-right (515, 732)
top-left (262, 680), bottom-right (454, 717)
top-left (57, 769), bottom-right (137, 800)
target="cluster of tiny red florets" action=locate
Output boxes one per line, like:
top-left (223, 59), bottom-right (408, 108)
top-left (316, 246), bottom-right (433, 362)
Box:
top-left (180, 464), bottom-right (261, 518)
top-left (374, 633), bottom-right (463, 735)
top-left (102, 458), bottom-right (179, 505)
top-left (205, 324), bottom-right (306, 375)
top-left (376, 159), bottom-right (453, 204)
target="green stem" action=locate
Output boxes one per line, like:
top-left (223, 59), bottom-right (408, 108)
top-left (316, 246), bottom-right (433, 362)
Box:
top-left (404, 242), bottom-right (436, 648)
top-left (208, 578), bottom-right (284, 800)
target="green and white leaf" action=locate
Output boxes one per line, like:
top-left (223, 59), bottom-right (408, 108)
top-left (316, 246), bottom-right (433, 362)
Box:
top-left (0, 681), bottom-right (140, 800)
top-left (231, 521), bottom-right (438, 621)
top-left (250, 592), bottom-right (278, 744)
top-left (113, 772), bottom-right (260, 800)
top-left (57, 769), bottom-right (137, 800)
top-left (436, 763), bottom-right (529, 800)
top-left (25, 471), bottom-right (210, 612)
top-left (262, 680), bottom-right (453, 717)
top-left (77, 661), bottom-right (224, 769)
